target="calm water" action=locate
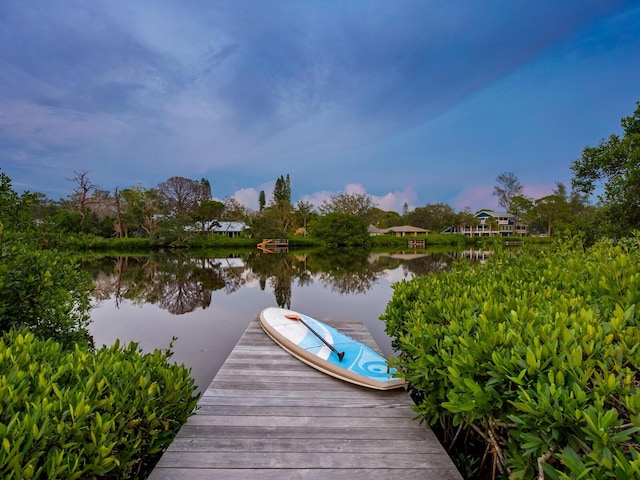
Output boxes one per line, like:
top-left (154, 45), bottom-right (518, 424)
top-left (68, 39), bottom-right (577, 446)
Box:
top-left (85, 248), bottom-right (481, 393)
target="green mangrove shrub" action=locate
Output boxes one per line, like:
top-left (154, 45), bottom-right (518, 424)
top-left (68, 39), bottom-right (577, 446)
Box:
top-left (382, 236), bottom-right (640, 478)
top-left (308, 212), bottom-right (371, 247)
top-left (61, 235), bottom-right (154, 251)
top-left (0, 330), bottom-right (199, 479)
top-left (0, 245), bottom-right (93, 349)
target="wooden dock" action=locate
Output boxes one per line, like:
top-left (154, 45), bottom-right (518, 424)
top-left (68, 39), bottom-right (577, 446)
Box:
top-left (257, 239), bottom-right (289, 253)
top-left (149, 316), bottom-right (462, 479)
top-left (408, 239), bottom-right (426, 248)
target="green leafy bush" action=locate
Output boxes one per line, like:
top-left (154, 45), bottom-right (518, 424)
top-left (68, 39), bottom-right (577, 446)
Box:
top-left (308, 212), bottom-right (371, 247)
top-left (61, 235), bottom-right (154, 251)
top-left (0, 329), bottom-right (199, 479)
top-left (0, 245), bottom-right (93, 349)
top-left (382, 236), bottom-right (640, 478)
top-left (189, 234), bottom-right (256, 249)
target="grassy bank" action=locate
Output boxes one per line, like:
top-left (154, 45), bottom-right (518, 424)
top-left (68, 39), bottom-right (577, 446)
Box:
top-left (58, 232), bottom-right (553, 252)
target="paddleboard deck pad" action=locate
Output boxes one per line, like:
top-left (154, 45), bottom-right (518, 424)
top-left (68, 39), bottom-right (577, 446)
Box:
top-left (259, 307), bottom-right (405, 390)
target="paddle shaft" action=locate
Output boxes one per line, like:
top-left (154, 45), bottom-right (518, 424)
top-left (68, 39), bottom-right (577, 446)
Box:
top-left (288, 315), bottom-right (345, 362)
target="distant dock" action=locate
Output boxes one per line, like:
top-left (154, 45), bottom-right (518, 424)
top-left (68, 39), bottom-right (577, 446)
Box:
top-left (257, 239), bottom-right (289, 253)
top-left (149, 316), bottom-right (462, 479)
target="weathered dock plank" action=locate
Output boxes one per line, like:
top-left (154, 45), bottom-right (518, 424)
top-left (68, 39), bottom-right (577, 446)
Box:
top-left (149, 316), bottom-right (462, 479)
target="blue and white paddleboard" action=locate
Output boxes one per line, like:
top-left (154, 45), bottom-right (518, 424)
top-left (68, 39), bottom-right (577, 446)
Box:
top-left (259, 307), bottom-right (404, 390)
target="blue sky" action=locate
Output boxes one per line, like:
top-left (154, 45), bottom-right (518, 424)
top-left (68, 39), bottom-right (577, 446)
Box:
top-left (2, 1), bottom-right (639, 213)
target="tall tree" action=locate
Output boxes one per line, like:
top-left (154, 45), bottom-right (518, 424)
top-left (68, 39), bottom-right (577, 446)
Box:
top-left (121, 186), bottom-right (163, 236)
top-left (553, 181), bottom-right (567, 199)
top-left (113, 187), bottom-right (125, 237)
top-left (272, 174), bottom-right (291, 205)
top-left (259, 190), bottom-right (266, 211)
top-left (454, 207), bottom-right (478, 235)
top-left (200, 178), bottom-right (212, 200)
top-left (532, 182), bottom-right (571, 237)
top-left (195, 200), bottom-right (225, 234)
top-left (66, 170), bottom-right (96, 229)
top-left (318, 193), bottom-right (376, 222)
top-left (404, 203), bottom-right (457, 232)
top-left (510, 195), bottom-right (533, 236)
top-left (158, 176), bottom-right (205, 219)
top-left (221, 197), bottom-right (247, 222)
top-left (86, 188), bottom-right (114, 220)
top-left (294, 200), bottom-right (314, 235)
top-left (571, 100), bottom-right (640, 235)
top-left (270, 174), bottom-right (293, 233)
top-left (370, 208), bottom-right (402, 229)
top-left (493, 172), bottom-right (524, 212)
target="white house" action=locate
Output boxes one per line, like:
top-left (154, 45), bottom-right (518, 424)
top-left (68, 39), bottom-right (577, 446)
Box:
top-left (443, 210), bottom-right (528, 237)
top-left (211, 221), bottom-right (249, 238)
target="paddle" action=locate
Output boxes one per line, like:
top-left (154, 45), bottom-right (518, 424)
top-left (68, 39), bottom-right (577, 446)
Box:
top-left (285, 314), bottom-right (345, 362)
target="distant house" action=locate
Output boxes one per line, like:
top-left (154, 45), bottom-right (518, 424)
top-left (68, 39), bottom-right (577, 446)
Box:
top-left (443, 210), bottom-right (528, 237)
top-left (368, 225), bottom-right (387, 236)
top-left (385, 225), bottom-right (428, 237)
top-left (211, 221), bottom-right (249, 238)
top-left (368, 225), bottom-right (428, 237)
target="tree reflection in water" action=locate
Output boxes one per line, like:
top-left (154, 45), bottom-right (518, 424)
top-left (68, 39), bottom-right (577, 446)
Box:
top-left (89, 253), bottom-right (228, 314)
top-left (86, 248), bottom-right (475, 314)
top-left (312, 248), bottom-right (377, 295)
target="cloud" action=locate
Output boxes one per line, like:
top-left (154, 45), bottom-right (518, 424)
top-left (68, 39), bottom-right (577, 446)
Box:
top-left (524, 184), bottom-right (557, 201)
top-left (227, 188), bottom-right (259, 212)
top-left (451, 183), bottom-right (563, 213)
top-left (8, 2), bottom-right (626, 163)
top-left (1, 0), bottom-right (638, 211)
top-left (374, 190), bottom-right (416, 213)
top-left (343, 183), bottom-right (418, 213)
top-left (451, 186), bottom-right (499, 212)
top-left (228, 179), bottom-right (283, 212)
top-left (273, 183), bottom-right (418, 214)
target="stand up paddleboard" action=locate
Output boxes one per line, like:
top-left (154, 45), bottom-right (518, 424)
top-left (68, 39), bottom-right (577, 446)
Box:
top-left (259, 307), bottom-right (405, 390)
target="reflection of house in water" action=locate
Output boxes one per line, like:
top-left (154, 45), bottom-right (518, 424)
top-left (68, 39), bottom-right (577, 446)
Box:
top-left (368, 253), bottom-right (430, 262)
top-left (209, 257), bottom-right (251, 294)
top-left (215, 257), bottom-right (246, 269)
top-left (368, 252), bottom-right (451, 276)
top-left (456, 249), bottom-right (493, 263)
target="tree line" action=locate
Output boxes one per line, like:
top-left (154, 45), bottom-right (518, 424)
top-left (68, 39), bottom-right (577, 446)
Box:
top-left (3, 100), bottom-right (639, 245)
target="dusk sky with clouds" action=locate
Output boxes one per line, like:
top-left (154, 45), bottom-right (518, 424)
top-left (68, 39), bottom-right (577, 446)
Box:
top-left (2, 1), bottom-right (639, 213)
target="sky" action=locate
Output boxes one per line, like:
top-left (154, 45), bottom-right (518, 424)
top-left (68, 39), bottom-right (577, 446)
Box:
top-left (1, 1), bottom-right (639, 213)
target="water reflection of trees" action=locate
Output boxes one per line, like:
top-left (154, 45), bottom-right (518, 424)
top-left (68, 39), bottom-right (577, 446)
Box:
top-left (245, 252), bottom-right (299, 308)
top-left (311, 248), bottom-right (379, 295)
top-left (370, 251), bottom-right (456, 277)
top-left (85, 249), bottom-right (466, 314)
top-left (88, 254), bottom-right (231, 314)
